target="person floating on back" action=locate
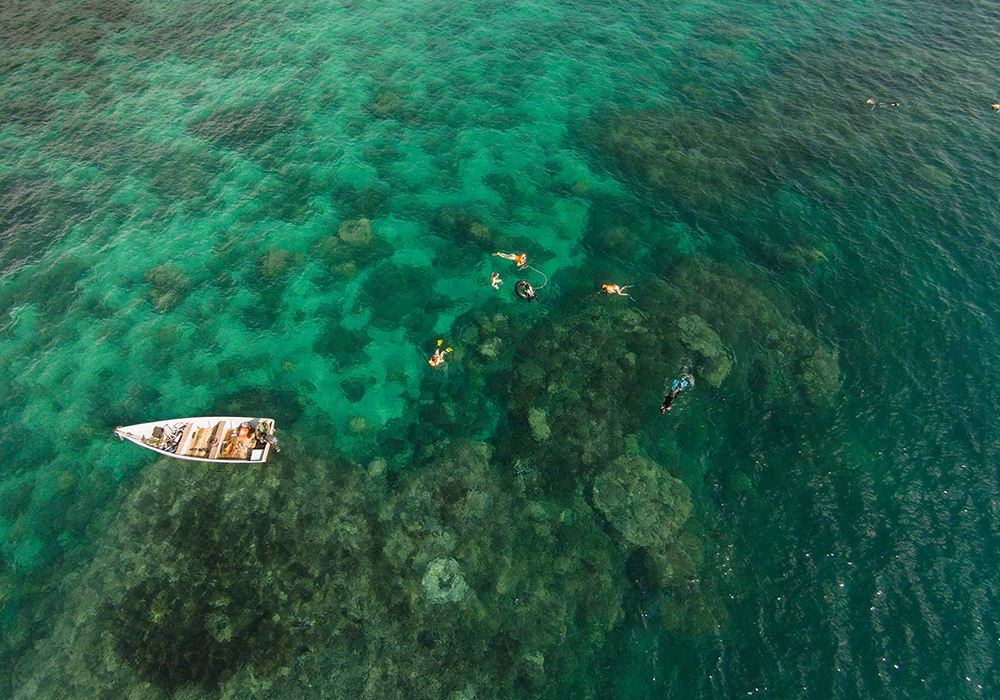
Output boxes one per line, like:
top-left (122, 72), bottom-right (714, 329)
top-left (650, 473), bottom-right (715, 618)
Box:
top-left (661, 374), bottom-right (694, 413)
top-left (494, 251), bottom-right (528, 269)
top-left (601, 283), bottom-right (634, 300)
top-left (428, 339), bottom-right (453, 367)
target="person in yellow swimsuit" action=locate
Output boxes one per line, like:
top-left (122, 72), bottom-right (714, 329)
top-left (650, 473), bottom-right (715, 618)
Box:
top-left (428, 339), bottom-right (453, 367)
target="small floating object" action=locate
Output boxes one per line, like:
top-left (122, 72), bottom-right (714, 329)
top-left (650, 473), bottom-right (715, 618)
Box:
top-left (866, 98), bottom-right (899, 108)
top-left (514, 279), bottom-right (538, 302)
top-left (114, 417), bottom-right (278, 463)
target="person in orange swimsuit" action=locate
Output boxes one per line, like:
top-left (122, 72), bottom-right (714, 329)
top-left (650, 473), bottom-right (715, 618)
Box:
top-left (601, 283), bottom-right (634, 299)
top-left (494, 251), bottom-right (528, 269)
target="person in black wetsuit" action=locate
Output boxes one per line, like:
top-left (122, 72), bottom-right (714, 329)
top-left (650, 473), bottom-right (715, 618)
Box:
top-left (660, 374), bottom-right (694, 413)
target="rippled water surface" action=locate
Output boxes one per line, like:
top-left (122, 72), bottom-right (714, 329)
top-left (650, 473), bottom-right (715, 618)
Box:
top-left (3, 0), bottom-right (1000, 698)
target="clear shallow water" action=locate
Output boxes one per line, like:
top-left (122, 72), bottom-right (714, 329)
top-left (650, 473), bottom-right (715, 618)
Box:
top-left (3, 0), bottom-right (1000, 697)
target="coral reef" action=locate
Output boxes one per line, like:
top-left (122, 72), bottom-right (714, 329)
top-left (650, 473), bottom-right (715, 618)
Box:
top-left (592, 455), bottom-right (692, 551)
top-left (591, 108), bottom-right (778, 209)
top-left (584, 224), bottom-right (641, 259)
top-left (432, 207), bottom-right (494, 248)
top-left (187, 98), bottom-right (300, 153)
top-left (677, 314), bottom-right (731, 387)
top-left (312, 312), bottom-right (371, 367)
top-left (589, 454), bottom-right (703, 591)
top-left (428, 207), bottom-right (499, 271)
top-left (422, 558), bottom-right (469, 604)
top-left (500, 301), bottom-right (676, 486)
top-left (360, 262), bottom-right (454, 339)
top-left (258, 248), bottom-right (294, 279)
top-left (641, 257), bottom-right (844, 407)
top-left (13, 440), bottom-right (630, 700)
top-left (338, 217), bottom-right (373, 246)
top-left (527, 408), bottom-right (551, 442)
top-left (765, 324), bottom-right (843, 405)
top-left (795, 344), bottom-right (842, 405)
top-left (366, 91), bottom-right (406, 119)
top-left (313, 225), bottom-right (392, 279)
top-left (142, 264), bottom-right (191, 312)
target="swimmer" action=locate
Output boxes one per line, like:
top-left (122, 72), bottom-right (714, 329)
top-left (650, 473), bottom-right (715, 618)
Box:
top-left (494, 251), bottom-right (528, 269)
top-left (865, 98), bottom-right (876, 108)
top-left (491, 272), bottom-right (503, 290)
top-left (428, 339), bottom-right (453, 367)
top-left (601, 283), bottom-right (634, 299)
top-left (867, 98), bottom-right (899, 108)
top-left (514, 279), bottom-right (539, 302)
top-left (660, 374), bottom-right (694, 413)
top-left (992, 103), bottom-right (1000, 111)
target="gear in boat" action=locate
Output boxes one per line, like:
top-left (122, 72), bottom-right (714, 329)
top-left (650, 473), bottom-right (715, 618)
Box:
top-left (114, 416), bottom-right (279, 463)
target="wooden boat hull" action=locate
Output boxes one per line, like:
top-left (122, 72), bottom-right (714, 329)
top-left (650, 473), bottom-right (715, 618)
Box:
top-left (114, 416), bottom-right (275, 463)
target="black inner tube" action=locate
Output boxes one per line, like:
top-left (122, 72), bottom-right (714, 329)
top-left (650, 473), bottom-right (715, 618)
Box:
top-left (514, 280), bottom-right (536, 301)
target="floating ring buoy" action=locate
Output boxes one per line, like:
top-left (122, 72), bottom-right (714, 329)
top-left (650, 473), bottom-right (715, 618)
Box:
top-left (514, 280), bottom-right (537, 302)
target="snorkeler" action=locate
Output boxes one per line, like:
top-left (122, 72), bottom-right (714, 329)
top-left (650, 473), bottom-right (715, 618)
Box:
top-left (514, 280), bottom-right (539, 302)
top-left (493, 251), bottom-right (549, 295)
top-left (494, 251), bottom-right (528, 269)
top-left (660, 374), bottom-right (694, 413)
top-left (428, 339), bottom-right (453, 367)
top-left (601, 283), bottom-right (634, 299)
top-left (866, 98), bottom-right (899, 108)
top-left (491, 272), bottom-right (504, 290)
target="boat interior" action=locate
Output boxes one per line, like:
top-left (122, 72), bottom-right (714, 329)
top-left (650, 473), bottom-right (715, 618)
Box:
top-left (141, 419), bottom-right (272, 461)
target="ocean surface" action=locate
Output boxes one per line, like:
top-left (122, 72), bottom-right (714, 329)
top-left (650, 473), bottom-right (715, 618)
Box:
top-left (2, 0), bottom-right (1000, 697)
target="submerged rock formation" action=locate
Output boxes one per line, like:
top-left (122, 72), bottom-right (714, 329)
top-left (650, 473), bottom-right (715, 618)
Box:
top-left (592, 455), bottom-right (692, 551)
top-left (14, 440), bottom-right (628, 700)
top-left (338, 217), bottom-right (373, 246)
top-left (423, 558), bottom-right (469, 604)
top-left (677, 314), bottom-right (731, 387)
top-left (143, 264), bottom-right (191, 312)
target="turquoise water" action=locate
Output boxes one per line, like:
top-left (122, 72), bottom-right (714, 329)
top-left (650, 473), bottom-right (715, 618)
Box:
top-left (3, 0), bottom-right (1000, 697)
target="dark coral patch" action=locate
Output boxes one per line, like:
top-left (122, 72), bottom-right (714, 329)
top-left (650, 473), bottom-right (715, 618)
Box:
top-left (188, 99), bottom-right (300, 154)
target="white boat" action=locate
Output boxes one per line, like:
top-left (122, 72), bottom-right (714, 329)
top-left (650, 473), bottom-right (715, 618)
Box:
top-left (114, 416), bottom-right (277, 463)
